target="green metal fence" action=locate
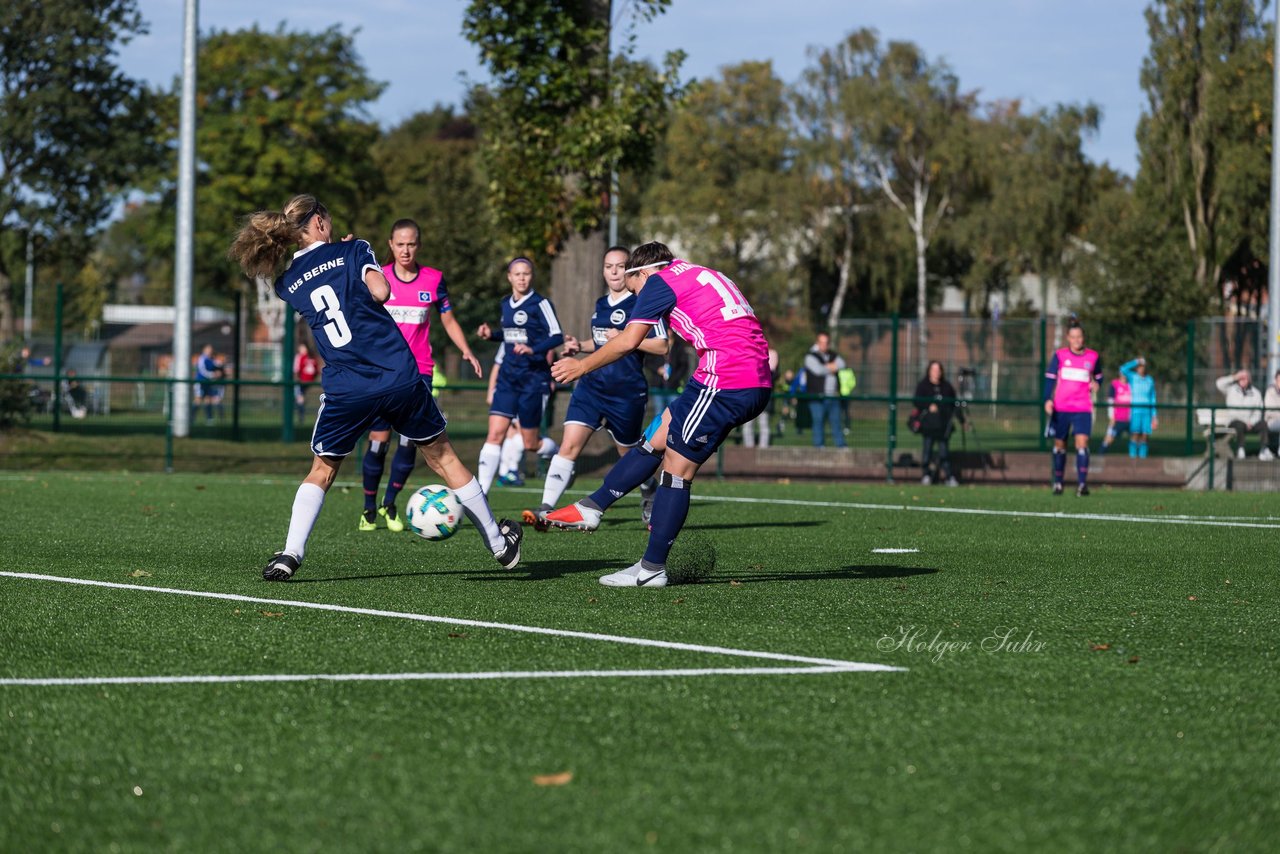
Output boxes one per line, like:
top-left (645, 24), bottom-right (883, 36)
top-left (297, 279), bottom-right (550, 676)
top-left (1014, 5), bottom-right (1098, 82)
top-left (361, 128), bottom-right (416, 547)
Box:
top-left (3, 294), bottom-right (1276, 482)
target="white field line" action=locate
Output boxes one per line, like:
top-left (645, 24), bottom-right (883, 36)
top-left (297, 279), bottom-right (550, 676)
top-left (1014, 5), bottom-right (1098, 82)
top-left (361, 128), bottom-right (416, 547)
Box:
top-left (0, 572), bottom-right (903, 686)
top-left (0, 666), bottom-right (857, 688)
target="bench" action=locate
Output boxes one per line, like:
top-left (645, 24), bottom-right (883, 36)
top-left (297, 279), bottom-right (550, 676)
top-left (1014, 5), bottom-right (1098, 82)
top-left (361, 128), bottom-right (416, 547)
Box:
top-left (1196, 408), bottom-right (1238, 457)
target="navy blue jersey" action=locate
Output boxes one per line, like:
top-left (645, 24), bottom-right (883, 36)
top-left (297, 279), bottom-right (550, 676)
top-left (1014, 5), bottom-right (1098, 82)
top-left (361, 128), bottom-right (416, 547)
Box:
top-left (274, 240), bottom-right (419, 399)
top-left (581, 291), bottom-right (665, 394)
top-left (489, 291), bottom-right (564, 380)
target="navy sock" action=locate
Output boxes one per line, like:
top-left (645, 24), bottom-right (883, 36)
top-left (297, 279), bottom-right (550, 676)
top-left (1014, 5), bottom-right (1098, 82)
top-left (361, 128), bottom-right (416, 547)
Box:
top-left (1052, 449), bottom-right (1066, 484)
top-left (362, 440), bottom-right (388, 512)
top-left (587, 445), bottom-right (663, 511)
top-left (383, 442), bottom-right (417, 507)
top-left (1076, 448), bottom-right (1089, 486)
top-left (642, 473), bottom-right (692, 567)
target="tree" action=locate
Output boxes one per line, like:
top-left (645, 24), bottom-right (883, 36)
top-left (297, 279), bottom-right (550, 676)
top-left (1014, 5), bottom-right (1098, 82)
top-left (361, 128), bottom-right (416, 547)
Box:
top-left (642, 61), bottom-right (803, 328)
top-left (462, 1), bottom-right (683, 339)
top-left (794, 30), bottom-right (971, 357)
top-left (864, 40), bottom-right (972, 364)
top-left (1136, 0), bottom-right (1271, 301)
top-left (358, 107), bottom-right (503, 335)
top-left (136, 24), bottom-right (384, 338)
top-left (793, 30), bottom-right (880, 337)
top-left (0, 0), bottom-right (164, 338)
top-left (956, 101), bottom-right (1099, 313)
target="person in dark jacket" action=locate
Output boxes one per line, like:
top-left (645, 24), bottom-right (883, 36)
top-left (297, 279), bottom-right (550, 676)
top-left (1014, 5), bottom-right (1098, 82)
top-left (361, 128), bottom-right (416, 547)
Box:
top-left (913, 360), bottom-right (965, 486)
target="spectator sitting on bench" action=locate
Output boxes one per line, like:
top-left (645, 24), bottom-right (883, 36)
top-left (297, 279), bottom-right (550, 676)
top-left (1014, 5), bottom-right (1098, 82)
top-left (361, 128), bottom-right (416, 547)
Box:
top-left (61, 368), bottom-right (88, 419)
top-left (1215, 369), bottom-right (1272, 460)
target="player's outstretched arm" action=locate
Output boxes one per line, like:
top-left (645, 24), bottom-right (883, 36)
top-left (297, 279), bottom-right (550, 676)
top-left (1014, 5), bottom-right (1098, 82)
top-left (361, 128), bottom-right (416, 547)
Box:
top-left (439, 311), bottom-right (481, 377)
top-left (552, 323), bottom-right (649, 384)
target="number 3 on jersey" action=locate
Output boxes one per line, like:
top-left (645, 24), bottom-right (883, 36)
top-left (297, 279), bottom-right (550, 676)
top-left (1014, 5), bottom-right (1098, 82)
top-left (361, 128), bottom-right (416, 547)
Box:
top-left (696, 269), bottom-right (754, 321)
top-left (311, 284), bottom-right (353, 347)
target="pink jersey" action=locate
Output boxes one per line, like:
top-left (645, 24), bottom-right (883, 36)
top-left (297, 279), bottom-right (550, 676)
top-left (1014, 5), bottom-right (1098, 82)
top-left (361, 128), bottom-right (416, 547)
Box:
top-left (381, 263), bottom-right (450, 376)
top-left (1048, 347), bottom-right (1101, 413)
top-left (630, 259), bottom-right (771, 390)
top-left (1109, 378), bottom-right (1132, 421)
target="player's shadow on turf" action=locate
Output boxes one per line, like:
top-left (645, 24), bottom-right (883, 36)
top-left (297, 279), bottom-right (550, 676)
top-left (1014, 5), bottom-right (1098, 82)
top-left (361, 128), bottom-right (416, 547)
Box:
top-left (290, 571), bottom-right (439, 584)
top-left (682, 520), bottom-right (827, 531)
top-left (460, 559), bottom-right (632, 582)
top-left (720, 565), bottom-right (938, 583)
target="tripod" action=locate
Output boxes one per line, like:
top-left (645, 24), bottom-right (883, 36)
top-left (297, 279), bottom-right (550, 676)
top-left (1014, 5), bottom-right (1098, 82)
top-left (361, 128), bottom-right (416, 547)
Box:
top-left (955, 369), bottom-right (992, 477)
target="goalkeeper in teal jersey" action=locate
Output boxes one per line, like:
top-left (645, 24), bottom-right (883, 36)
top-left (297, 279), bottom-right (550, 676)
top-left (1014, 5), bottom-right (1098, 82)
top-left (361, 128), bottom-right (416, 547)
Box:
top-left (1120, 357), bottom-right (1157, 458)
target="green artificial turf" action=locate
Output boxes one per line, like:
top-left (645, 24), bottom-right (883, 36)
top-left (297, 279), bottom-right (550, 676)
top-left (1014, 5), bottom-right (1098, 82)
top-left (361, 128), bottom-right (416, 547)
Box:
top-left (1, 472), bottom-right (1277, 852)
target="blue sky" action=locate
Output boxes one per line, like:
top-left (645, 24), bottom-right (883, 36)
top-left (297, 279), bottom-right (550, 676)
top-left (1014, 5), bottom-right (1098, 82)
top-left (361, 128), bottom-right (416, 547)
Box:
top-left (118, 0), bottom-right (1151, 175)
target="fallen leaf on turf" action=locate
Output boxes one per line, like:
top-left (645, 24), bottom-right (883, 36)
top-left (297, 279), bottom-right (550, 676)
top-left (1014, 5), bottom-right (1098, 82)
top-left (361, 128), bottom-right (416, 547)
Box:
top-left (729, 580), bottom-right (742, 587)
top-left (587, 597), bottom-right (598, 604)
top-left (1090, 644), bottom-right (1110, 651)
top-left (260, 611), bottom-right (282, 618)
top-left (532, 771), bottom-right (573, 786)
top-left (129, 570), bottom-right (152, 578)
top-left (448, 632), bottom-right (467, 639)
top-left (674, 598), bottom-right (685, 604)
top-left (1127, 656), bottom-right (1140, 664)
top-left (1187, 595), bottom-right (1197, 601)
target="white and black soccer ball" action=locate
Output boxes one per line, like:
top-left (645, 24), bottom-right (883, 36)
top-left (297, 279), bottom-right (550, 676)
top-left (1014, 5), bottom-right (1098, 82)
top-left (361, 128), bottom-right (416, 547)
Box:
top-left (406, 484), bottom-right (462, 540)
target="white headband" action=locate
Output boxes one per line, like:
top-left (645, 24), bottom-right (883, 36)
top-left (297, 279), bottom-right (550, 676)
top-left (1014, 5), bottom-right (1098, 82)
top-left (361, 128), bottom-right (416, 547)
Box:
top-left (624, 261), bottom-right (667, 274)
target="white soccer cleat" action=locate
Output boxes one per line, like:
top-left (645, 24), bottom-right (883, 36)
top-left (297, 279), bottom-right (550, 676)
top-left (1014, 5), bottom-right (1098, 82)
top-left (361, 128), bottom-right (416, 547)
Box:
top-left (599, 561), bottom-right (668, 588)
top-left (543, 501), bottom-right (602, 532)
top-left (1260, 447), bottom-right (1275, 461)
top-left (1237, 447), bottom-right (1247, 460)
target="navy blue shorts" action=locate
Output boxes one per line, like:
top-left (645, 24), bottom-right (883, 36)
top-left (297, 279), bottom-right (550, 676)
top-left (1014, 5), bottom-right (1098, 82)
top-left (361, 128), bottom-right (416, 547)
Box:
top-left (311, 378), bottom-right (446, 458)
top-left (1048, 411), bottom-right (1093, 441)
top-left (491, 371), bottom-right (550, 427)
top-left (665, 380), bottom-right (771, 464)
top-left (564, 382), bottom-right (648, 447)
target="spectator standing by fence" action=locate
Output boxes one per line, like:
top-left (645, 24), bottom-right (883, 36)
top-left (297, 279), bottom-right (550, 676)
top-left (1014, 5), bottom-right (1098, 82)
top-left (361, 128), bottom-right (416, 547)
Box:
top-left (293, 343), bottom-right (318, 421)
top-left (804, 332), bottom-right (846, 448)
top-left (913, 360), bottom-right (963, 486)
top-left (1216, 370), bottom-right (1273, 460)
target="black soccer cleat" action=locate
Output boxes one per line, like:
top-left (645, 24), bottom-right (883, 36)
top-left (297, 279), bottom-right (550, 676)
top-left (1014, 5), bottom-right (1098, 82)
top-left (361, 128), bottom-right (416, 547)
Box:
top-left (493, 519), bottom-right (523, 570)
top-left (1052, 483), bottom-right (1064, 496)
top-left (1076, 484), bottom-right (1091, 497)
top-left (263, 551), bottom-right (301, 582)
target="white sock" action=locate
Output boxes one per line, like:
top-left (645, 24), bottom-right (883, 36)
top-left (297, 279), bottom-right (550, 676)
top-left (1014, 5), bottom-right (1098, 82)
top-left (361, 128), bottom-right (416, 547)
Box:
top-left (454, 477), bottom-right (502, 552)
top-left (538, 435), bottom-right (559, 458)
top-left (478, 442), bottom-right (501, 494)
top-left (541, 453), bottom-right (576, 508)
top-left (283, 482), bottom-right (325, 561)
top-left (500, 434), bottom-right (524, 476)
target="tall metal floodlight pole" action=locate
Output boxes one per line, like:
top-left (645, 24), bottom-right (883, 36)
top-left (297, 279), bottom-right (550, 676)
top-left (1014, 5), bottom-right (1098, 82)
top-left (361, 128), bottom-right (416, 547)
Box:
top-left (172, 0), bottom-right (198, 437)
top-left (1269, 5), bottom-right (1280, 381)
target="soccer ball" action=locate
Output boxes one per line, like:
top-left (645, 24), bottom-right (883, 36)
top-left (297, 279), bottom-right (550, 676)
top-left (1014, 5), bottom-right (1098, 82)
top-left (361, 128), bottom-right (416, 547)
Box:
top-left (406, 484), bottom-right (463, 540)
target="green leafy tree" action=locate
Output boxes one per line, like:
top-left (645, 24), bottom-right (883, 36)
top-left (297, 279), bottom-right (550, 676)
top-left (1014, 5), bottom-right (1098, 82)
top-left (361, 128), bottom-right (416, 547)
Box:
top-left (128, 24), bottom-right (384, 337)
top-left (462, 1), bottom-right (683, 338)
top-left (642, 61), bottom-right (803, 329)
top-left (794, 30), bottom-right (971, 357)
top-left (0, 0), bottom-right (164, 338)
top-left (357, 107), bottom-right (503, 336)
top-left (793, 29), bottom-right (881, 336)
top-left (1136, 0), bottom-right (1271, 301)
top-left (956, 101), bottom-right (1100, 314)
